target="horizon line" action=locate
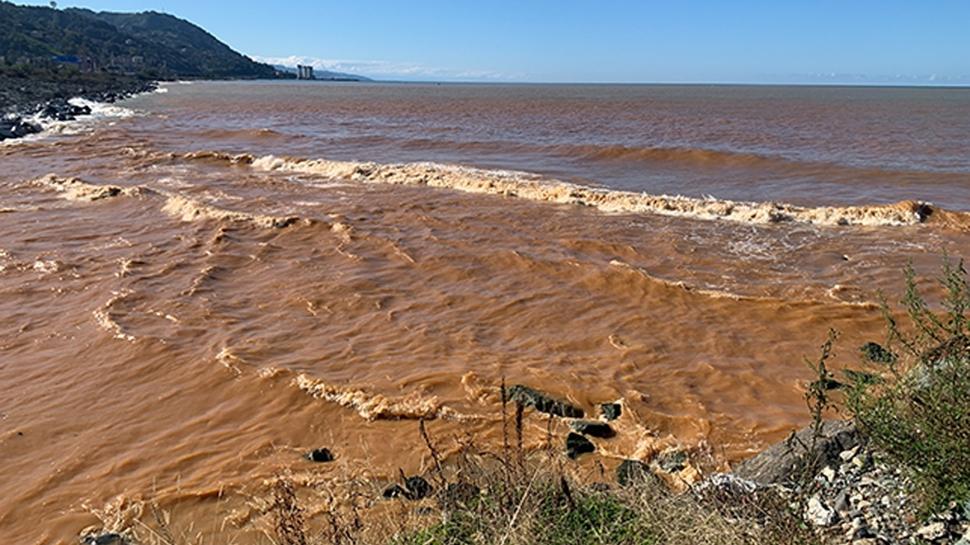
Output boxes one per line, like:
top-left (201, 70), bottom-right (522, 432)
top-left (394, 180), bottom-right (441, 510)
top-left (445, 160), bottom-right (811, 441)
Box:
top-left (237, 77), bottom-right (970, 89)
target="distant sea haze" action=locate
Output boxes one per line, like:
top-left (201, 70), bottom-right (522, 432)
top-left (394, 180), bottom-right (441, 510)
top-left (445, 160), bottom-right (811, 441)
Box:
top-left (2, 80), bottom-right (970, 543)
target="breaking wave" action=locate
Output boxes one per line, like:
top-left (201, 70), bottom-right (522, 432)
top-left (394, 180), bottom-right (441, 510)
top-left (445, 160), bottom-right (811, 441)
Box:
top-left (33, 174), bottom-right (145, 201)
top-left (293, 373), bottom-right (475, 422)
top-left (32, 174), bottom-right (306, 229)
top-left (159, 193), bottom-right (302, 229)
top-left (93, 290), bottom-right (137, 342)
top-left (247, 154), bottom-right (948, 228)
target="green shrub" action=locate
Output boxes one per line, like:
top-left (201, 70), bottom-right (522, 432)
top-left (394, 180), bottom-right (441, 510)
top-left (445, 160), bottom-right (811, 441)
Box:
top-left (846, 259), bottom-right (970, 513)
top-left (534, 492), bottom-right (654, 545)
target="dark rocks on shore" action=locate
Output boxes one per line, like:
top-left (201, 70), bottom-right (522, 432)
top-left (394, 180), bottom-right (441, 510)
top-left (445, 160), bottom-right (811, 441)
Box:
top-left (405, 476), bottom-right (433, 499)
top-left (383, 475), bottom-right (433, 501)
top-left (382, 484), bottom-right (407, 499)
top-left (0, 75), bottom-right (156, 142)
top-left (860, 341), bottom-right (897, 365)
top-left (38, 98), bottom-right (92, 121)
top-left (565, 432), bottom-right (596, 459)
top-left (656, 449), bottom-right (688, 473)
top-left (616, 459), bottom-right (657, 487)
top-left (81, 533), bottom-right (125, 545)
top-left (599, 402), bottom-right (622, 421)
top-left (306, 447), bottom-right (334, 462)
top-left (0, 117), bottom-right (42, 141)
top-left (570, 419), bottom-right (615, 438)
top-left (507, 384), bottom-right (584, 418)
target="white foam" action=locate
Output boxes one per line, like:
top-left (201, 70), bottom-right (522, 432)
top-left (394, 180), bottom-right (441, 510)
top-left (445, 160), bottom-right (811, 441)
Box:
top-left (250, 155), bottom-right (934, 228)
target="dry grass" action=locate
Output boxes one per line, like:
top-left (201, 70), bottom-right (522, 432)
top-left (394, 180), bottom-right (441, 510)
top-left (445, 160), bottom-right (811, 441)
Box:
top-left (380, 385), bottom-right (820, 545)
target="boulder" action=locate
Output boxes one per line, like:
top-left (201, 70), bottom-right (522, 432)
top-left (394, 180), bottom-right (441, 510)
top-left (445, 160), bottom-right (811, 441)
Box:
top-left (655, 449), bottom-right (688, 473)
top-left (569, 420), bottom-right (615, 438)
top-left (383, 475), bottom-right (433, 500)
top-left (805, 495), bottom-right (837, 527)
top-left (81, 533), bottom-right (125, 545)
top-left (306, 448), bottom-right (334, 462)
top-left (404, 476), bottom-right (433, 499)
top-left (14, 120), bottom-right (42, 138)
top-left (734, 420), bottom-right (860, 487)
top-left (599, 402), bottom-right (622, 421)
top-left (616, 459), bottom-right (657, 487)
top-left (507, 384), bottom-right (584, 418)
top-left (565, 432), bottom-right (595, 459)
top-left (1, 117), bottom-right (42, 140)
top-left (382, 484), bottom-right (407, 499)
top-left (860, 341), bottom-right (897, 364)
top-left (41, 99), bottom-right (74, 121)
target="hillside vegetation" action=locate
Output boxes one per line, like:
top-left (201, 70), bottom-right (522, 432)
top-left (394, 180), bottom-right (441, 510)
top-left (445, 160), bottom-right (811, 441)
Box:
top-left (0, 1), bottom-right (276, 79)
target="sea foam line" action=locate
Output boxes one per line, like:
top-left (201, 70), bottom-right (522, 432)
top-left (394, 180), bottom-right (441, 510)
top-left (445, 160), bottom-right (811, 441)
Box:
top-left (247, 154), bottom-right (935, 228)
top-left (32, 174), bottom-right (306, 229)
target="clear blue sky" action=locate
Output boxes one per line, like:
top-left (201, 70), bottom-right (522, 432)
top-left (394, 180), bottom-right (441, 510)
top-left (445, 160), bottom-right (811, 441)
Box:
top-left (19, 0), bottom-right (970, 83)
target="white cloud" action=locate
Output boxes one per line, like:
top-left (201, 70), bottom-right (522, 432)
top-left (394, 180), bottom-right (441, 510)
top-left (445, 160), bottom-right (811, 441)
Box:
top-left (252, 55), bottom-right (514, 81)
top-left (771, 72), bottom-right (970, 85)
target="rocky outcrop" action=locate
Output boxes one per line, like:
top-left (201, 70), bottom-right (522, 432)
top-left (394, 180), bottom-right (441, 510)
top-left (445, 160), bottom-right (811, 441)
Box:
top-left (569, 420), bottom-right (615, 438)
top-left (805, 442), bottom-right (969, 545)
top-left (734, 420), bottom-right (860, 486)
top-left (565, 432), bottom-right (596, 459)
top-left (38, 98), bottom-right (92, 121)
top-left (0, 76), bottom-right (156, 142)
top-left (507, 384), bottom-right (584, 418)
top-left (0, 116), bottom-right (42, 141)
top-left (599, 402), bottom-right (621, 421)
top-left (720, 420), bottom-right (969, 544)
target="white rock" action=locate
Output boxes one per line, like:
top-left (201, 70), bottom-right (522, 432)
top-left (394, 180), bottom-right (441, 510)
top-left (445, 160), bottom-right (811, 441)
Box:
top-left (807, 496), bottom-right (837, 527)
top-left (821, 466), bottom-right (836, 482)
top-left (916, 521), bottom-right (947, 540)
top-left (840, 446), bottom-right (860, 461)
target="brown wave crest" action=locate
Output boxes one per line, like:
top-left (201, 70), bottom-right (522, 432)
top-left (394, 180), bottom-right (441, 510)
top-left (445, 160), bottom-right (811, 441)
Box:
top-left (244, 155), bottom-right (956, 228)
top-left (293, 372), bottom-right (478, 422)
top-left (31, 174), bottom-right (305, 229)
top-left (567, 143), bottom-right (783, 168)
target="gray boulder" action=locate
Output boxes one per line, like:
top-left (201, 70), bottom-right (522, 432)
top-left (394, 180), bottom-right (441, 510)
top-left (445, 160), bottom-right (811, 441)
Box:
top-left (616, 459), bottom-right (658, 487)
top-left (507, 384), bottom-right (584, 418)
top-left (734, 420), bottom-right (860, 486)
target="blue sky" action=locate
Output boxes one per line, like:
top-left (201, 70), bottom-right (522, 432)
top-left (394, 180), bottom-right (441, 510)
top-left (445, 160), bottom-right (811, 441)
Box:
top-left (20, 0), bottom-right (970, 83)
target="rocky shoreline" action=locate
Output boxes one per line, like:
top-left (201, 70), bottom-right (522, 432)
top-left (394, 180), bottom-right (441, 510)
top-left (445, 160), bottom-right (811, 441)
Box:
top-left (293, 385), bottom-right (969, 545)
top-left (73, 380), bottom-right (969, 545)
top-left (722, 420), bottom-right (970, 545)
top-left (0, 75), bottom-right (156, 142)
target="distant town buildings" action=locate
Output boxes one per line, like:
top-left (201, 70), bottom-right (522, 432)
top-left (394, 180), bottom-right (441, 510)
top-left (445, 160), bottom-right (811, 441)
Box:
top-left (296, 64), bottom-right (315, 80)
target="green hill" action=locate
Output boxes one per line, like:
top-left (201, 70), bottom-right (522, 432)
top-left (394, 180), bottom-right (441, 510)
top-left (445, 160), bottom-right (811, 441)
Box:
top-left (0, 1), bottom-right (277, 79)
